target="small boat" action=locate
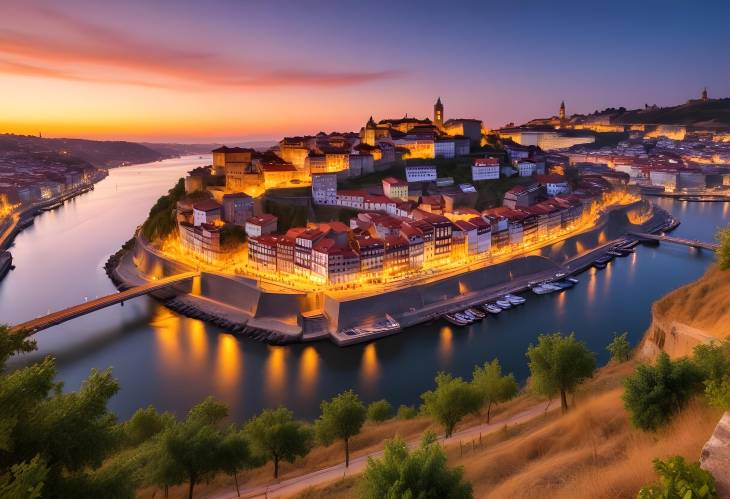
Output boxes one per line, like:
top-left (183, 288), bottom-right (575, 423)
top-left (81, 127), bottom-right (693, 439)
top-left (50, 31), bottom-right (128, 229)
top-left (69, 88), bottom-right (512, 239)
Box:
top-left (607, 250), bottom-right (624, 257)
top-left (621, 240), bottom-right (640, 250)
top-left (443, 314), bottom-right (469, 326)
top-left (495, 300), bottom-right (512, 309)
top-left (455, 312), bottom-right (474, 324)
top-left (467, 307), bottom-right (486, 319)
top-left (567, 277), bottom-right (579, 284)
top-left (553, 280), bottom-right (574, 290)
top-left (531, 285), bottom-right (553, 295)
top-left (504, 294), bottom-right (526, 305)
top-left (483, 304), bottom-right (502, 314)
top-left (593, 260), bottom-right (607, 269)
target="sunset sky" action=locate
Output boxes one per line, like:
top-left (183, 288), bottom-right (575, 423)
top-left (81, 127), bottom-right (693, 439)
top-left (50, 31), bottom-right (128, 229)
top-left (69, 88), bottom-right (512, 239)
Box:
top-left (2, 0), bottom-right (729, 143)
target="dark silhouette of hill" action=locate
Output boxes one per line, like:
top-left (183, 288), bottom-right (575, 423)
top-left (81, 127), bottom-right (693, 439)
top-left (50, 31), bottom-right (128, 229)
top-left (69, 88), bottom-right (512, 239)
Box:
top-left (592, 98), bottom-right (730, 129)
top-left (0, 133), bottom-right (170, 168)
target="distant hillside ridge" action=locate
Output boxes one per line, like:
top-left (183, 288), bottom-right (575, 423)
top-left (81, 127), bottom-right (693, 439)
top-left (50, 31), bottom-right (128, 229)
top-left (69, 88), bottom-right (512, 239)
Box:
top-left (0, 133), bottom-right (170, 168)
top-left (585, 98), bottom-right (730, 129)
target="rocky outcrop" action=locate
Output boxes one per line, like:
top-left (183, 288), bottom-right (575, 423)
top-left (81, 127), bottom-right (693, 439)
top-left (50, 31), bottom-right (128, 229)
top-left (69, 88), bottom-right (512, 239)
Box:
top-left (700, 411), bottom-right (730, 498)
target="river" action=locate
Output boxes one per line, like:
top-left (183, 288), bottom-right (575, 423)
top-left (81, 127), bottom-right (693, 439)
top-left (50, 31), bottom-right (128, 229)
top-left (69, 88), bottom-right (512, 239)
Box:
top-left (1, 156), bottom-right (728, 421)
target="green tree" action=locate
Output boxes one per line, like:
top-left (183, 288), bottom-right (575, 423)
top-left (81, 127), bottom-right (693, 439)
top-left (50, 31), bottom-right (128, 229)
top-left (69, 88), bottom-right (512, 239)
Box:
top-left (359, 432), bottom-right (473, 499)
top-left (526, 332), bottom-right (596, 413)
top-left (366, 399), bottom-right (392, 422)
top-left (245, 407), bottom-right (313, 479)
top-left (218, 428), bottom-right (251, 497)
top-left (716, 225), bottom-right (730, 270)
top-left (607, 332), bottom-right (632, 363)
top-left (623, 352), bottom-right (703, 431)
top-left (471, 359), bottom-right (518, 423)
top-left (315, 390), bottom-right (367, 468)
top-left (141, 178), bottom-right (185, 241)
top-left (124, 406), bottom-right (175, 446)
top-left (0, 456), bottom-right (47, 499)
top-left (396, 404), bottom-right (418, 420)
top-left (693, 339), bottom-right (730, 409)
top-left (0, 326), bottom-right (131, 497)
top-left (420, 372), bottom-right (481, 437)
top-left (156, 398), bottom-right (230, 499)
top-left (638, 456), bottom-right (716, 499)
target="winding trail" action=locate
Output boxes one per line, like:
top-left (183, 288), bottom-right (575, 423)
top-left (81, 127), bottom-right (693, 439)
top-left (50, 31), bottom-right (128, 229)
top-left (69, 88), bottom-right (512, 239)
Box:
top-left (206, 400), bottom-right (557, 499)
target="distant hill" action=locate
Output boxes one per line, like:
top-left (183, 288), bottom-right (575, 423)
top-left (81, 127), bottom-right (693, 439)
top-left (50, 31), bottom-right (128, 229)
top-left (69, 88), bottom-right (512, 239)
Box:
top-left (0, 134), bottom-right (170, 168)
top-left (139, 142), bottom-right (222, 157)
top-left (589, 98), bottom-right (730, 129)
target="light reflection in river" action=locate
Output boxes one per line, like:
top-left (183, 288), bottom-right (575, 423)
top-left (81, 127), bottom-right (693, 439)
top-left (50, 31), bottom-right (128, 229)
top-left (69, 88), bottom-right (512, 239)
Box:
top-left (586, 267), bottom-right (597, 306)
top-left (187, 319), bottom-right (207, 368)
top-left (152, 305), bottom-right (182, 369)
top-left (265, 346), bottom-right (287, 403)
top-left (298, 346), bottom-right (319, 399)
top-left (438, 326), bottom-right (453, 365)
top-left (359, 343), bottom-right (379, 394)
top-left (215, 334), bottom-right (242, 397)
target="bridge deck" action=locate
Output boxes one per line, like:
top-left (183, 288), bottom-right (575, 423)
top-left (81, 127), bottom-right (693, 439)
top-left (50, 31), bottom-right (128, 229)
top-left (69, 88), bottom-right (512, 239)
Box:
top-left (12, 272), bottom-right (198, 334)
top-left (629, 232), bottom-right (719, 251)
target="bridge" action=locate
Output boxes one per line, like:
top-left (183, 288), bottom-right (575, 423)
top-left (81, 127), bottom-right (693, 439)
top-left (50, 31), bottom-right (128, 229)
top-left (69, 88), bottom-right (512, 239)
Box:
top-left (11, 272), bottom-right (198, 334)
top-left (629, 232), bottom-right (720, 251)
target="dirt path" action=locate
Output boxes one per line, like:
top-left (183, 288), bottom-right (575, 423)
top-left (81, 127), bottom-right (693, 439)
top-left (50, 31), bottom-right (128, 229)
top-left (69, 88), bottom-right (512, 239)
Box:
top-left (205, 400), bottom-right (556, 499)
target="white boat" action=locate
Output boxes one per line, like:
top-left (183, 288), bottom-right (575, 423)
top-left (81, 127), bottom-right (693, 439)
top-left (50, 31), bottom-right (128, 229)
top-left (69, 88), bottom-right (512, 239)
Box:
top-left (484, 304), bottom-right (502, 314)
top-left (567, 277), bottom-right (579, 284)
top-left (542, 283), bottom-right (563, 292)
top-left (504, 294), bottom-right (526, 305)
top-left (495, 300), bottom-right (512, 309)
top-left (454, 313), bottom-right (473, 323)
top-left (532, 284), bottom-right (555, 295)
top-left (443, 314), bottom-right (469, 326)
top-left (467, 307), bottom-right (486, 319)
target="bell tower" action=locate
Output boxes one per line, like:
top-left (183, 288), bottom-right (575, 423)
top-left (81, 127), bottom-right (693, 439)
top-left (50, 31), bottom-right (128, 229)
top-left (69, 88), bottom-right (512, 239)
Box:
top-left (559, 101), bottom-right (566, 121)
top-left (434, 97), bottom-right (444, 128)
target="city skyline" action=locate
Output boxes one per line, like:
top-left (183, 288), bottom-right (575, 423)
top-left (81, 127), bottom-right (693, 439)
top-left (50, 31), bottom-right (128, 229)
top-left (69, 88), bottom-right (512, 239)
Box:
top-left (1, 0), bottom-right (730, 142)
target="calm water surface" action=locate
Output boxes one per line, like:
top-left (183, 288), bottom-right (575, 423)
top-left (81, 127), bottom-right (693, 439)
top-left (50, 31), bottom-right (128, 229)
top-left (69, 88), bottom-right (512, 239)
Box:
top-left (2, 156), bottom-right (728, 421)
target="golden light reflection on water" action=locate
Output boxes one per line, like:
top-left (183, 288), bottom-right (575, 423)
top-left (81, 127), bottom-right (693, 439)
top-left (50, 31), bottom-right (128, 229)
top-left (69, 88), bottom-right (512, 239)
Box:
top-left (586, 267), bottom-right (597, 306)
top-left (598, 231), bottom-right (607, 244)
top-left (359, 343), bottom-right (379, 392)
top-left (298, 346), bottom-right (320, 398)
top-left (438, 326), bottom-right (453, 364)
top-left (215, 334), bottom-right (242, 397)
top-left (187, 319), bottom-right (208, 367)
top-left (265, 346), bottom-right (287, 397)
top-left (723, 202), bottom-right (728, 218)
top-left (151, 304), bottom-right (182, 368)
top-left (556, 290), bottom-right (566, 315)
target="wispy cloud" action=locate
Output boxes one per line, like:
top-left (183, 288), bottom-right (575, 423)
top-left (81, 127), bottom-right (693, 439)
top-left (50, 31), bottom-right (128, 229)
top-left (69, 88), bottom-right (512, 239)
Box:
top-left (0, 7), bottom-right (402, 89)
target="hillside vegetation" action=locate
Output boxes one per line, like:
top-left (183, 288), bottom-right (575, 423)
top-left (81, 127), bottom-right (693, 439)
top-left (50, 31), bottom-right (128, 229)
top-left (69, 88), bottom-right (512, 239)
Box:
top-left (594, 98), bottom-right (730, 128)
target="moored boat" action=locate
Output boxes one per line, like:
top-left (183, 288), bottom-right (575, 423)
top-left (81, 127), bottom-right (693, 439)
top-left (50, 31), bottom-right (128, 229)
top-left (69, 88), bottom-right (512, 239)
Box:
top-left (495, 299), bottom-right (512, 309)
top-left (483, 304), bottom-right (502, 314)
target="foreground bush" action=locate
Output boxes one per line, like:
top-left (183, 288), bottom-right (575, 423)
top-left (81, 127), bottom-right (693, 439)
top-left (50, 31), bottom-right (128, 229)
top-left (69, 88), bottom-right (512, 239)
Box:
top-left (421, 372), bottom-right (481, 437)
top-left (638, 456), bottom-right (716, 498)
top-left (366, 399), bottom-right (392, 422)
top-left (359, 432), bottom-right (472, 499)
top-left (623, 352), bottom-right (703, 431)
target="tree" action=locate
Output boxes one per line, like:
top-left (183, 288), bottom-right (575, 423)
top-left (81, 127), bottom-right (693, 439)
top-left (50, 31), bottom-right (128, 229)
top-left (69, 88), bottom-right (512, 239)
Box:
top-left (156, 398), bottom-right (230, 499)
top-left (638, 456), bottom-right (716, 498)
top-left (471, 359), bottom-right (518, 424)
top-left (217, 428), bottom-right (251, 497)
top-left (623, 352), bottom-right (703, 431)
top-left (245, 407), bottom-right (313, 479)
top-left (366, 399), bottom-right (392, 422)
top-left (693, 339), bottom-right (730, 409)
top-left (420, 372), bottom-right (481, 437)
top-left (359, 432), bottom-right (473, 499)
top-left (397, 405), bottom-right (418, 420)
top-left (716, 225), bottom-right (730, 270)
top-left (607, 332), bottom-right (632, 363)
top-left (124, 406), bottom-right (175, 446)
top-left (0, 326), bottom-right (132, 497)
top-left (315, 390), bottom-right (367, 468)
top-left (526, 333), bottom-right (596, 413)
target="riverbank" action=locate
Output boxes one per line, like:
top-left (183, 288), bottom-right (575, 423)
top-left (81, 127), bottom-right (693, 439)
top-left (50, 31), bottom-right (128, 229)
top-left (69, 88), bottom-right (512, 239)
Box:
top-left (109, 200), bottom-right (673, 347)
top-left (0, 171), bottom-right (108, 282)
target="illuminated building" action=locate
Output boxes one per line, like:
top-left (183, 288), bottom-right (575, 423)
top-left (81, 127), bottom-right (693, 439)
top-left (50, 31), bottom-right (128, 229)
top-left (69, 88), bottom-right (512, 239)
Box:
top-left (535, 174), bottom-right (570, 196)
top-left (405, 165), bottom-right (437, 183)
top-left (559, 100), bottom-right (566, 121)
top-left (404, 219), bottom-right (434, 261)
top-left (383, 235), bottom-right (409, 276)
top-left (277, 137), bottom-right (311, 168)
top-left (294, 228), bottom-right (326, 277)
top-left (382, 177), bottom-right (408, 201)
top-left (364, 195), bottom-right (397, 215)
top-left (452, 220), bottom-right (478, 257)
top-left (248, 234), bottom-right (279, 272)
top-left (311, 238), bottom-right (360, 285)
top-left (222, 192), bottom-right (254, 226)
top-left (503, 183), bottom-right (545, 209)
top-left (417, 194), bottom-right (445, 215)
top-left (336, 190), bottom-right (366, 210)
top-left (517, 159), bottom-right (537, 177)
top-left (362, 116), bottom-right (377, 146)
top-left (469, 216), bottom-right (492, 255)
top-left (444, 118), bottom-right (482, 145)
top-left (178, 222), bottom-right (222, 264)
top-left (276, 232), bottom-right (297, 274)
top-left (245, 214), bottom-right (278, 237)
top-left (353, 235), bottom-right (384, 282)
top-left (434, 97), bottom-right (444, 128)
top-left (399, 223), bottom-right (424, 269)
top-left (434, 137), bottom-right (456, 159)
top-left (472, 157), bottom-right (500, 181)
top-left (213, 146), bottom-right (255, 189)
top-left (193, 200), bottom-right (222, 226)
top-left (312, 173), bottom-right (338, 205)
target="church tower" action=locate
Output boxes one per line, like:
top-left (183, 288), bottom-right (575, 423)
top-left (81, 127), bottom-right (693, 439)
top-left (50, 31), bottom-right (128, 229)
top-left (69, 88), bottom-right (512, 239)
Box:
top-left (559, 101), bottom-right (566, 121)
top-left (362, 116), bottom-right (377, 146)
top-left (702, 87), bottom-right (708, 101)
top-left (434, 97), bottom-right (444, 128)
